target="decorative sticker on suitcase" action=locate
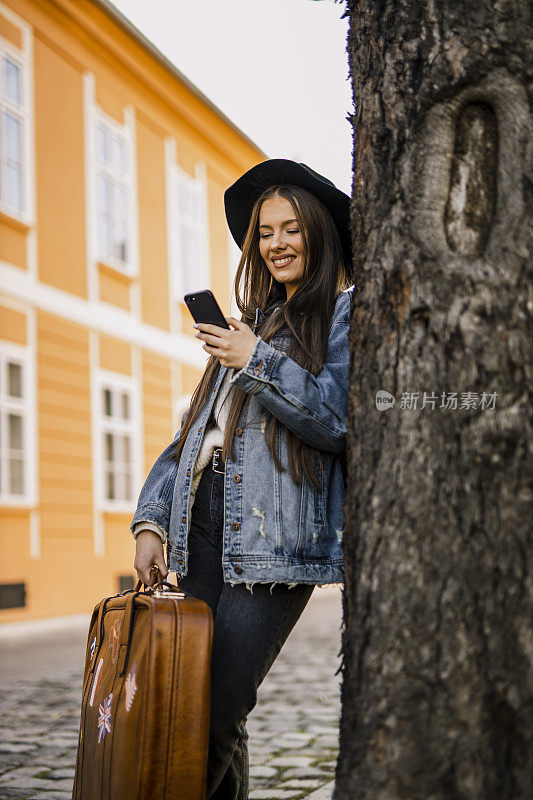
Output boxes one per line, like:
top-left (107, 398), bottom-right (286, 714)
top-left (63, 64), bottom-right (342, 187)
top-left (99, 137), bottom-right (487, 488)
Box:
top-left (125, 663), bottom-right (137, 712)
top-left (109, 619), bottom-right (121, 664)
top-left (89, 658), bottom-right (104, 707)
top-left (98, 693), bottom-right (113, 743)
top-left (90, 636), bottom-right (96, 661)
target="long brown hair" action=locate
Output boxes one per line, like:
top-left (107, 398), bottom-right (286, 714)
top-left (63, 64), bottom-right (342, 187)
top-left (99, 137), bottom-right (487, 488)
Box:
top-left (172, 184), bottom-right (350, 487)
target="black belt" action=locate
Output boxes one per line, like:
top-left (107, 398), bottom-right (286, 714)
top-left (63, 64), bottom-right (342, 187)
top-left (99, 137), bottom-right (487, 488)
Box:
top-left (212, 448), bottom-right (225, 473)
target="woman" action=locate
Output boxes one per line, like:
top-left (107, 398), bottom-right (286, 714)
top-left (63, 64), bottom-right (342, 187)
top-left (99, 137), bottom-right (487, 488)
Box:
top-left (131, 159), bottom-right (353, 799)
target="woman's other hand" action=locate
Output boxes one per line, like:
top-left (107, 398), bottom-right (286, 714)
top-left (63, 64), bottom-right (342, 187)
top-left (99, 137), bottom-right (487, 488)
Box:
top-left (134, 530), bottom-right (168, 586)
top-left (194, 317), bottom-right (257, 370)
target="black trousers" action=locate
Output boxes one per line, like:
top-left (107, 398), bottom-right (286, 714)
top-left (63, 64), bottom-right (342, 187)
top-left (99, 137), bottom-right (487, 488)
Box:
top-left (179, 463), bottom-right (314, 800)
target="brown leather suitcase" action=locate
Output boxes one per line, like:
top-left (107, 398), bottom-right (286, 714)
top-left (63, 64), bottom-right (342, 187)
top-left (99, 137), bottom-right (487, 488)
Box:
top-left (72, 580), bottom-right (213, 800)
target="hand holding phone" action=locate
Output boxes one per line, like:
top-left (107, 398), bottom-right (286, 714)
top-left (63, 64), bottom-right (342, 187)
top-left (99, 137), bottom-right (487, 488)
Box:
top-left (184, 289), bottom-right (258, 370)
top-left (184, 290), bottom-right (230, 329)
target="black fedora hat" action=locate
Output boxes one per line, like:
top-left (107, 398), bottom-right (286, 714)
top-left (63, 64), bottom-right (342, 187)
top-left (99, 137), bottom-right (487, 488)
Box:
top-left (224, 158), bottom-right (352, 272)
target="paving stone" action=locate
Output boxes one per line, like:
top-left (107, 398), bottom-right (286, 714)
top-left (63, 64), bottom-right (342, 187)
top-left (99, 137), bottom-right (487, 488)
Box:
top-left (0, 768), bottom-right (43, 781)
top-left (274, 738), bottom-right (312, 749)
top-left (249, 791), bottom-right (302, 799)
top-left (314, 738), bottom-right (339, 749)
top-left (0, 788), bottom-right (36, 800)
top-left (249, 765), bottom-right (279, 779)
top-left (48, 769), bottom-right (75, 779)
top-left (39, 779), bottom-right (73, 792)
top-left (0, 745), bottom-right (35, 754)
top-left (280, 732), bottom-right (314, 742)
top-left (0, 776), bottom-right (44, 790)
top-left (47, 737), bottom-right (78, 747)
top-left (268, 756), bottom-right (315, 768)
top-left (305, 780), bottom-right (335, 799)
top-left (282, 767), bottom-right (333, 780)
top-left (26, 794), bottom-right (72, 800)
top-left (281, 778), bottom-right (326, 789)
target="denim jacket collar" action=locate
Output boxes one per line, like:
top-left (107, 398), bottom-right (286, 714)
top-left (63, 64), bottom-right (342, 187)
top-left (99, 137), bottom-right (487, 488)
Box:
top-left (253, 299), bottom-right (284, 331)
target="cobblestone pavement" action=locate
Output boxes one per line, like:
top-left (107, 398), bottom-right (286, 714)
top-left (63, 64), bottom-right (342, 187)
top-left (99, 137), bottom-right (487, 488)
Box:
top-left (0, 588), bottom-right (342, 800)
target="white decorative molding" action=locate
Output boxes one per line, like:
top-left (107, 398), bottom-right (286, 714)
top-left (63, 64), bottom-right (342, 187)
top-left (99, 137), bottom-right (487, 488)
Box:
top-left (29, 509), bottom-right (40, 559)
top-left (131, 344), bottom-right (144, 497)
top-left (164, 136), bottom-right (178, 337)
top-left (26, 304), bottom-right (37, 509)
top-left (83, 72), bottom-right (98, 303)
top-left (89, 330), bottom-right (104, 556)
top-left (0, 262), bottom-right (205, 367)
top-left (124, 104), bottom-right (140, 315)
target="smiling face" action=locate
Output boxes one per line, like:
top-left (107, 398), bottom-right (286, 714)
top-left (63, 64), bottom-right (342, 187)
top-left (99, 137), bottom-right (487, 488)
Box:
top-left (258, 195), bottom-right (306, 300)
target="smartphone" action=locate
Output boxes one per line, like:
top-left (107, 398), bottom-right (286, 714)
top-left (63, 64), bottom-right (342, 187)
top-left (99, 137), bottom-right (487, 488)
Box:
top-left (183, 289), bottom-right (230, 329)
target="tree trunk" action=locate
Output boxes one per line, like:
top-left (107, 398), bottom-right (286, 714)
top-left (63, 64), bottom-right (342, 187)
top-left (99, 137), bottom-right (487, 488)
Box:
top-left (337, 2), bottom-right (532, 799)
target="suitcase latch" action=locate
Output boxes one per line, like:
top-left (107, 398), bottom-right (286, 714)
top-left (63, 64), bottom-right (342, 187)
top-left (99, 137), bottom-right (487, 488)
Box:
top-left (152, 587), bottom-right (185, 599)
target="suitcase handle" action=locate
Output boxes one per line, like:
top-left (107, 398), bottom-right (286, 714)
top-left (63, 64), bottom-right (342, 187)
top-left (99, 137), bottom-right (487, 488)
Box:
top-left (134, 563), bottom-right (161, 592)
top-left (135, 569), bottom-right (184, 596)
top-left (118, 580), bottom-right (185, 676)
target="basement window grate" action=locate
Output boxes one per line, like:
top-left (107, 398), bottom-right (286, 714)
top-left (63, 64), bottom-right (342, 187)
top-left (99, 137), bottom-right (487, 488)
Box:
top-left (0, 582), bottom-right (26, 609)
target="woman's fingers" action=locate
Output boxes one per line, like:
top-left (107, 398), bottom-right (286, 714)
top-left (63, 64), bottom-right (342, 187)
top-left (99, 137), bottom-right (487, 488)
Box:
top-left (134, 530), bottom-right (168, 586)
top-left (226, 317), bottom-right (245, 329)
top-left (202, 344), bottom-right (220, 355)
top-left (155, 559), bottom-right (169, 582)
top-left (195, 319), bottom-right (257, 369)
top-left (196, 330), bottom-right (226, 347)
top-left (137, 562), bottom-right (168, 587)
top-left (194, 323), bottom-right (229, 337)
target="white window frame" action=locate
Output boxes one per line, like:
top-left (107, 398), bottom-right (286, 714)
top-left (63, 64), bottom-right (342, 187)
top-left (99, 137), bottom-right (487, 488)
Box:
top-left (168, 159), bottom-right (209, 301)
top-left (0, 342), bottom-right (34, 505)
top-left (95, 370), bottom-right (140, 513)
top-left (89, 104), bottom-right (137, 277)
top-left (0, 3), bottom-right (33, 225)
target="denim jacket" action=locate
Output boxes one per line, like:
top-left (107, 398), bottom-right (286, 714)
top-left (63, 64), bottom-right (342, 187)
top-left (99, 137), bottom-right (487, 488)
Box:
top-left (130, 288), bottom-right (352, 587)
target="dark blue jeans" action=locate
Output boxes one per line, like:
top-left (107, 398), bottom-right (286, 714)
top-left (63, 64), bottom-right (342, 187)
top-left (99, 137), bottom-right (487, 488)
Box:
top-left (179, 463), bottom-right (314, 800)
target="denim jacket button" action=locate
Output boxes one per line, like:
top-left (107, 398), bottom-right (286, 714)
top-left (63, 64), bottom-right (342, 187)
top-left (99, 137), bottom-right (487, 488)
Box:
top-left (232, 522), bottom-right (240, 531)
top-left (253, 365), bottom-right (262, 376)
top-left (235, 427), bottom-right (243, 437)
top-left (233, 565), bottom-right (243, 574)
top-left (233, 474), bottom-right (241, 483)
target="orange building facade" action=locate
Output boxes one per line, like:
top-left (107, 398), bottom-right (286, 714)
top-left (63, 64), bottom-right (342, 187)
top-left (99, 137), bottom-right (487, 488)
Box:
top-left (0, 0), bottom-right (264, 621)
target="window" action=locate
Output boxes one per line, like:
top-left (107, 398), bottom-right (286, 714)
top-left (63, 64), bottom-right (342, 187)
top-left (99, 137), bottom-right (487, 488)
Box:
top-left (98, 378), bottom-right (137, 505)
top-left (172, 168), bottom-right (209, 296)
top-left (0, 353), bottom-right (27, 500)
top-left (94, 117), bottom-right (132, 270)
top-left (0, 582), bottom-right (26, 609)
top-left (0, 50), bottom-right (26, 216)
top-left (118, 574), bottom-right (135, 592)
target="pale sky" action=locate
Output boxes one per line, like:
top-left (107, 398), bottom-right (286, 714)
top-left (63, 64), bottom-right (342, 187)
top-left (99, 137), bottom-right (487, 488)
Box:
top-left (109, 0), bottom-right (354, 194)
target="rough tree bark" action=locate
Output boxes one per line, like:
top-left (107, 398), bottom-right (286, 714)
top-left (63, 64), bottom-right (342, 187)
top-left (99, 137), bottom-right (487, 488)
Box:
top-left (337, 2), bottom-right (532, 799)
